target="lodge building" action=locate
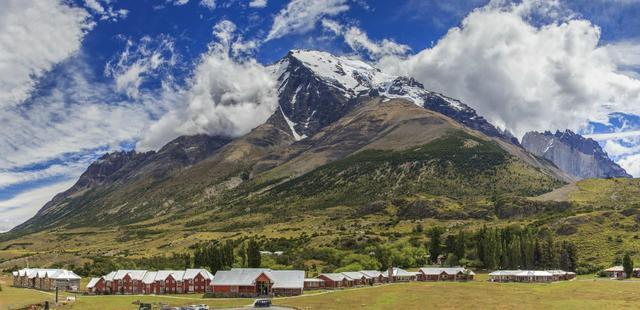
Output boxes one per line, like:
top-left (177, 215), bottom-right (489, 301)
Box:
top-left (87, 268), bottom-right (213, 295)
top-left (211, 268), bottom-right (305, 297)
top-left (416, 267), bottom-right (475, 281)
top-left (12, 268), bottom-right (81, 291)
top-left (488, 270), bottom-right (576, 283)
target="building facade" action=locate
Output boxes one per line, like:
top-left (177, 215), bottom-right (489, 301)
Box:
top-left (12, 268), bottom-right (81, 291)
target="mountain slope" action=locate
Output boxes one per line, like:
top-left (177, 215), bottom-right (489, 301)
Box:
top-left (522, 130), bottom-right (631, 179)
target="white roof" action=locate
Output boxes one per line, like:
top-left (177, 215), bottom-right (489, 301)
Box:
top-left (488, 270), bottom-right (522, 276)
top-left (269, 270), bottom-right (304, 289)
top-left (392, 267), bottom-right (415, 277)
top-left (155, 270), bottom-right (185, 281)
top-left (341, 272), bottom-right (367, 280)
top-left (514, 270), bottom-right (553, 277)
top-left (103, 271), bottom-right (117, 281)
top-left (360, 270), bottom-right (384, 278)
top-left (213, 269), bottom-right (270, 286)
top-left (304, 278), bottom-right (325, 282)
top-left (142, 271), bottom-right (158, 284)
top-left (419, 267), bottom-right (472, 276)
top-left (114, 270), bottom-right (147, 281)
top-left (183, 269), bottom-right (214, 280)
top-left (212, 268), bottom-right (303, 289)
top-left (86, 278), bottom-right (100, 288)
top-left (319, 273), bottom-right (347, 282)
top-left (12, 271), bottom-right (19, 276)
top-left (17, 268), bottom-right (80, 280)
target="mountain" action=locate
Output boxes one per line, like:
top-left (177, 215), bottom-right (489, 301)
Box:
top-left (271, 50), bottom-right (514, 143)
top-left (1, 50), bottom-right (582, 268)
top-left (522, 130), bottom-right (631, 179)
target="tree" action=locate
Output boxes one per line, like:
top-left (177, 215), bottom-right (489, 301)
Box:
top-left (559, 241), bottom-right (577, 272)
top-left (427, 227), bottom-right (444, 264)
top-left (454, 230), bottom-right (466, 261)
top-left (247, 238), bottom-right (261, 268)
top-left (623, 252), bottom-right (634, 279)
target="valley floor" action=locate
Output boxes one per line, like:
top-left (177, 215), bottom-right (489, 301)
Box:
top-left (3, 275), bottom-right (640, 309)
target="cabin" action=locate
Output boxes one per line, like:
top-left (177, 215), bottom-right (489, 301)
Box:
top-left (211, 268), bottom-right (304, 297)
top-left (604, 266), bottom-right (640, 278)
top-left (417, 267), bottom-right (475, 281)
top-left (360, 270), bottom-right (387, 284)
top-left (547, 270), bottom-right (576, 281)
top-left (389, 267), bottom-right (416, 282)
top-left (12, 268), bottom-right (81, 291)
top-left (488, 270), bottom-right (520, 282)
top-left (513, 270), bottom-right (554, 282)
top-left (341, 272), bottom-right (369, 286)
top-left (317, 273), bottom-right (350, 288)
top-left (304, 278), bottom-right (325, 289)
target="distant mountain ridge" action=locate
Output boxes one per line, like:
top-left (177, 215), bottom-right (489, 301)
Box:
top-left (6, 49), bottom-right (573, 236)
top-left (522, 130), bottom-right (631, 179)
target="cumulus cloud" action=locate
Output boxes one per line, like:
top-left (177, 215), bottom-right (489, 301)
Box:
top-left (105, 36), bottom-right (178, 99)
top-left (265, 0), bottom-right (349, 41)
top-left (138, 20), bottom-right (278, 150)
top-left (376, 0), bottom-right (640, 139)
top-left (249, 0), bottom-right (268, 8)
top-left (321, 19), bottom-right (410, 60)
top-left (0, 0), bottom-right (94, 108)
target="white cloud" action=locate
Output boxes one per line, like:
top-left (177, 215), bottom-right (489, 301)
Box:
top-left (200, 0), bottom-right (216, 10)
top-left (265, 0), bottom-right (349, 41)
top-left (138, 20), bottom-right (277, 150)
top-left (173, 0), bottom-right (190, 5)
top-left (0, 0), bottom-right (94, 108)
top-left (0, 179), bottom-right (76, 232)
top-left (105, 36), bottom-right (177, 99)
top-left (249, 0), bottom-right (268, 8)
top-left (83, 0), bottom-right (128, 21)
top-left (0, 163), bottom-right (88, 190)
top-left (618, 153), bottom-right (640, 177)
top-left (322, 20), bottom-right (410, 60)
top-left (376, 0), bottom-right (640, 139)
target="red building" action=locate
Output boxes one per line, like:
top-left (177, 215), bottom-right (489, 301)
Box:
top-left (86, 268), bottom-right (213, 295)
top-left (211, 268), bottom-right (304, 297)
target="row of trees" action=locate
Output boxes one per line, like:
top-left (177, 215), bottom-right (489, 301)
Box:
top-left (192, 238), bottom-right (261, 273)
top-left (426, 225), bottom-right (578, 271)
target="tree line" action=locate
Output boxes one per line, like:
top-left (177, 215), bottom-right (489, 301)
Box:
top-left (426, 225), bottom-right (578, 271)
top-left (192, 238), bottom-right (261, 273)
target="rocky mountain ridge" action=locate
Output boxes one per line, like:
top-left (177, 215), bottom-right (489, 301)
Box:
top-left (522, 130), bottom-right (631, 179)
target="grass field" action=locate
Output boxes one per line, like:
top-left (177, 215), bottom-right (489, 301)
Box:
top-left (4, 275), bottom-right (640, 309)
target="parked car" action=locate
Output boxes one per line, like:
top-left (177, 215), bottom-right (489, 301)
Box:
top-left (193, 305), bottom-right (209, 310)
top-left (253, 299), bottom-right (272, 308)
top-left (138, 303), bottom-right (152, 310)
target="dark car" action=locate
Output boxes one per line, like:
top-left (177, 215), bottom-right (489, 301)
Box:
top-left (139, 303), bottom-right (152, 310)
top-left (253, 299), bottom-right (272, 308)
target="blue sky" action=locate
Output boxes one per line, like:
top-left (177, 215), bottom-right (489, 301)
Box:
top-left (2, 0), bottom-right (640, 231)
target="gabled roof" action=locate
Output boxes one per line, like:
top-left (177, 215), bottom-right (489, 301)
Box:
top-left (391, 267), bottom-right (415, 277)
top-left (359, 270), bottom-right (385, 278)
top-left (113, 270), bottom-right (147, 281)
top-left (17, 268), bottom-right (79, 280)
top-left (304, 278), bottom-right (325, 283)
top-left (341, 272), bottom-right (367, 280)
top-left (212, 268), bottom-right (271, 286)
top-left (183, 268), bottom-right (214, 280)
top-left (488, 270), bottom-right (522, 276)
top-left (12, 271), bottom-right (19, 276)
top-left (269, 270), bottom-right (304, 289)
top-left (103, 271), bottom-right (117, 281)
top-left (142, 271), bottom-right (158, 284)
top-left (514, 270), bottom-right (553, 277)
top-left (86, 278), bottom-right (100, 288)
top-left (318, 273), bottom-right (347, 282)
top-left (419, 267), bottom-right (475, 276)
top-left (155, 270), bottom-right (185, 281)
